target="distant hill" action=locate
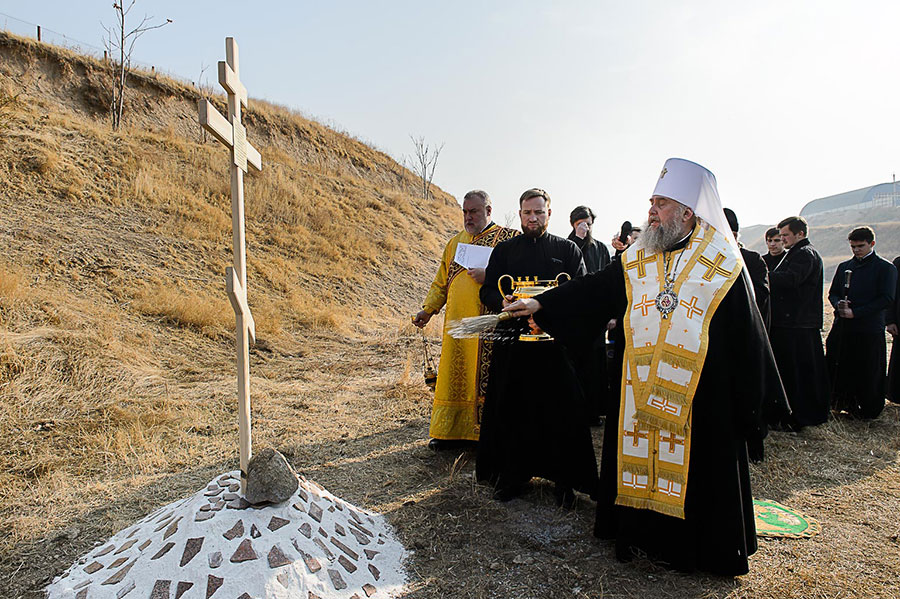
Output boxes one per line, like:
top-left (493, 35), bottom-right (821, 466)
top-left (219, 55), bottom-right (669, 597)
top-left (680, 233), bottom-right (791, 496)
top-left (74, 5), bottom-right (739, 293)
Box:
top-left (743, 207), bottom-right (900, 279)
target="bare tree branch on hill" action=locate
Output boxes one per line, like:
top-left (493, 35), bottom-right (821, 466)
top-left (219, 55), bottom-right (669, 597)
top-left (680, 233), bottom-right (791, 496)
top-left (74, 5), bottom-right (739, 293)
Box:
top-left (101, 1), bottom-right (172, 130)
top-left (409, 135), bottom-right (444, 201)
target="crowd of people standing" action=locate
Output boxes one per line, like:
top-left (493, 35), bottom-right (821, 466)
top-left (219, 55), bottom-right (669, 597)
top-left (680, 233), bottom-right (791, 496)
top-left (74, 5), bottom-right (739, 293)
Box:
top-left (413, 159), bottom-right (900, 577)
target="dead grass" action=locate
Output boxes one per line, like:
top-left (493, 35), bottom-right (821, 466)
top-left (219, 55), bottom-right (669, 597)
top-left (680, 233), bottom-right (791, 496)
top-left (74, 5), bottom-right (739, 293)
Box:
top-left (2, 27), bottom-right (900, 599)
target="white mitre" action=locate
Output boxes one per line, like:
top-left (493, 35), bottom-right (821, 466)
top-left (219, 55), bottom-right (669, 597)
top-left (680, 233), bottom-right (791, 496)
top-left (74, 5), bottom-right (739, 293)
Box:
top-left (651, 157), bottom-right (741, 256)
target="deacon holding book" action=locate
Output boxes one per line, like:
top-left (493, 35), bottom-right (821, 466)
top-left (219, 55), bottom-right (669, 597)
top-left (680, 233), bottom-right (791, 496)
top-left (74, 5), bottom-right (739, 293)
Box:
top-left (503, 159), bottom-right (775, 575)
top-left (413, 190), bottom-right (518, 450)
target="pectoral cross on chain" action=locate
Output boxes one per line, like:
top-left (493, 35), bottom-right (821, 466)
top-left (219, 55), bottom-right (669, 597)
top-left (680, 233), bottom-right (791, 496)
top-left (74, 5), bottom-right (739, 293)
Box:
top-left (198, 37), bottom-right (263, 493)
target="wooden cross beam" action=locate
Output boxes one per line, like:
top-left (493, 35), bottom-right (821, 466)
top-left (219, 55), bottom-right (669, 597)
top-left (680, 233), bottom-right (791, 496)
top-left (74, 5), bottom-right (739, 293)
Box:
top-left (197, 37), bottom-right (263, 493)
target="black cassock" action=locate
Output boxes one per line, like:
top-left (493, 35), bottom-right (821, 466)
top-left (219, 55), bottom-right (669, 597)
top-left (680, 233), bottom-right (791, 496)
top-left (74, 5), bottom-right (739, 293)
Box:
top-left (567, 232), bottom-right (614, 421)
top-left (826, 251), bottom-right (897, 418)
top-left (888, 256), bottom-right (900, 403)
top-left (533, 242), bottom-right (774, 576)
top-left (769, 238), bottom-right (829, 428)
top-left (477, 232), bottom-right (600, 497)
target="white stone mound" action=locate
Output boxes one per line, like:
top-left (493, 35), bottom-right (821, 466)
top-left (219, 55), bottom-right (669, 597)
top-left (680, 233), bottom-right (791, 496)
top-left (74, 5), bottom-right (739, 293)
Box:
top-left (46, 471), bottom-right (408, 599)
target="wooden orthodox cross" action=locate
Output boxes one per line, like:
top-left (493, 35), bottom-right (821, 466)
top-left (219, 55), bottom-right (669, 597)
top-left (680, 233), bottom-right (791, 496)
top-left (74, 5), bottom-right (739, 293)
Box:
top-left (197, 37), bottom-right (262, 493)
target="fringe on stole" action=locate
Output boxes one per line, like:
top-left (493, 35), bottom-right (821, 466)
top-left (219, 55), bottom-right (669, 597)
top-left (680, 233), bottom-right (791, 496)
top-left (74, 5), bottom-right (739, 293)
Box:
top-left (648, 383), bottom-right (687, 406)
top-left (623, 462), bottom-right (649, 476)
top-left (660, 350), bottom-right (698, 370)
top-left (657, 468), bottom-right (686, 484)
top-left (633, 353), bottom-right (653, 366)
top-left (615, 495), bottom-right (686, 519)
top-left (635, 409), bottom-right (689, 436)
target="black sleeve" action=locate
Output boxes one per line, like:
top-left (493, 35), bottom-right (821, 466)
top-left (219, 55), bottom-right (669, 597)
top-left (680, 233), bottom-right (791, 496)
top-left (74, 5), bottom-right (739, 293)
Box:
top-left (770, 248), bottom-right (816, 292)
top-left (827, 265), bottom-right (843, 309)
top-left (598, 243), bottom-right (611, 271)
top-left (532, 260), bottom-right (626, 346)
top-left (568, 242), bottom-right (587, 278)
top-left (727, 271), bottom-right (777, 442)
top-left (888, 258), bottom-right (900, 326)
top-left (852, 261), bottom-right (898, 320)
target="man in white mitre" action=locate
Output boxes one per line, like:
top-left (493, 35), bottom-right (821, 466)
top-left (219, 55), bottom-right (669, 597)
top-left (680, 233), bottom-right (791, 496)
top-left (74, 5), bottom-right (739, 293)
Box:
top-left (503, 158), bottom-right (776, 576)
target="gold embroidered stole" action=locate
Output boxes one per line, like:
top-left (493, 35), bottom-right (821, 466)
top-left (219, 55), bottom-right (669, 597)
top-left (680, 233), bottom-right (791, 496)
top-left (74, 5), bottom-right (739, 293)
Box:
top-left (616, 224), bottom-right (742, 518)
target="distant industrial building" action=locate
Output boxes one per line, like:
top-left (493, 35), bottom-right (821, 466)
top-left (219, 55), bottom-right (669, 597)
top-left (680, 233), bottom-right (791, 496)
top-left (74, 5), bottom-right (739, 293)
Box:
top-left (801, 181), bottom-right (900, 217)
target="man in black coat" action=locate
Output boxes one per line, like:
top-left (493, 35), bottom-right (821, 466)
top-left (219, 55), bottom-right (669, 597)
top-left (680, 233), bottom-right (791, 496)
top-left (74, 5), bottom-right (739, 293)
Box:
top-left (503, 159), bottom-right (775, 576)
top-left (477, 188), bottom-right (599, 507)
top-left (826, 227), bottom-right (897, 418)
top-left (887, 256), bottom-right (900, 403)
top-left (768, 216), bottom-right (829, 429)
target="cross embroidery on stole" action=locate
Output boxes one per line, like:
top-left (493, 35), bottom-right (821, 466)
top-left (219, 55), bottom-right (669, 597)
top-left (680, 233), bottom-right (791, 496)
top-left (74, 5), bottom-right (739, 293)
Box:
top-left (625, 249), bottom-right (656, 279)
top-left (679, 296), bottom-right (704, 319)
top-left (632, 293), bottom-right (656, 317)
top-left (697, 252), bottom-right (733, 281)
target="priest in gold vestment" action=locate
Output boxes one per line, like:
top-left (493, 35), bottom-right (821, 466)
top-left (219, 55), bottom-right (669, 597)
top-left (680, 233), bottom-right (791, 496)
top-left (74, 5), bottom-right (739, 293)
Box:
top-left (413, 190), bottom-right (518, 450)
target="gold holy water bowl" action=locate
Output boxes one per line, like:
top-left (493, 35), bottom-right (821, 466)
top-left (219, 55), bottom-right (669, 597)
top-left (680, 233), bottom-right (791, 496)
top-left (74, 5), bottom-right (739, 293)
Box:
top-left (498, 273), bottom-right (571, 341)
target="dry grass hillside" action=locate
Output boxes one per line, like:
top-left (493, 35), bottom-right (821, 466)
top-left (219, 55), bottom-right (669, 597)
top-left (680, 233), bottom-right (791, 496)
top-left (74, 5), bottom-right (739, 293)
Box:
top-left (2, 31), bottom-right (900, 599)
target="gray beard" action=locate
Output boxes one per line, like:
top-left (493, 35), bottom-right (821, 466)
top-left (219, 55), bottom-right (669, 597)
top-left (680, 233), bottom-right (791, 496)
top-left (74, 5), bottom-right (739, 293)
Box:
top-left (641, 218), bottom-right (687, 253)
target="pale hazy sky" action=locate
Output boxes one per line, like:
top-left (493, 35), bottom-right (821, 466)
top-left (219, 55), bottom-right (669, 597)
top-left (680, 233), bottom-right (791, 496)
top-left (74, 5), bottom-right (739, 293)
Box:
top-left (5, 1), bottom-right (899, 239)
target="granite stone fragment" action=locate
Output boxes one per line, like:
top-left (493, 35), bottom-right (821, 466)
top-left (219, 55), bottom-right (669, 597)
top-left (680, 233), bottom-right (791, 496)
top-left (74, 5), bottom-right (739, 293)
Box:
top-left (245, 448), bottom-right (299, 505)
top-left (116, 579), bottom-right (136, 598)
top-left (327, 569), bottom-right (347, 590)
top-left (308, 503), bottom-right (323, 522)
top-left (368, 564), bottom-right (381, 581)
top-left (211, 499), bottom-right (225, 511)
top-left (318, 527), bottom-right (328, 538)
top-left (204, 487), bottom-right (223, 497)
top-left (74, 580), bottom-right (91, 590)
top-left (349, 527), bottom-right (371, 545)
top-left (138, 539), bottom-right (152, 551)
top-left (230, 538), bottom-right (258, 563)
top-left (250, 524), bottom-right (261, 538)
top-left (228, 483), bottom-right (240, 493)
top-left (313, 537), bottom-right (335, 560)
top-left (363, 549), bottom-right (379, 560)
top-left (151, 542), bottom-right (176, 560)
top-left (267, 544), bottom-right (293, 568)
top-left (236, 594), bottom-right (252, 599)
top-left (180, 537), bottom-right (204, 567)
top-left (222, 493), bottom-right (238, 502)
top-left (297, 489), bottom-right (309, 502)
top-left (174, 581), bottom-right (193, 599)
top-left (95, 544), bottom-right (116, 557)
top-left (223, 519), bottom-right (244, 540)
top-left (75, 589), bottom-right (88, 599)
top-left (84, 561), bottom-right (103, 574)
top-left (338, 555), bottom-right (357, 573)
top-left (292, 502), bottom-right (305, 513)
top-left (330, 537), bottom-right (359, 560)
top-left (349, 521), bottom-right (374, 537)
top-left (206, 575), bottom-right (223, 599)
top-left (113, 539), bottom-right (138, 555)
top-left (363, 583), bottom-right (377, 597)
top-left (349, 510), bottom-right (363, 524)
top-left (195, 511), bottom-right (215, 522)
top-left (294, 545), bottom-right (322, 573)
top-left (208, 551), bottom-right (223, 568)
top-left (107, 557), bottom-right (128, 569)
top-left (299, 522), bottom-right (312, 538)
top-left (163, 517), bottom-right (183, 540)
top-left (268, 516), bottom-right (290, 531)
top-left (276, 571), bottom-right (290, 587)
top-left (126, 527), bottom-right (141, 539)
top-left (101, 559), bottom-right (136, 585)
top-left (308, 592), bottom-right (322, 599)
top-left (149, 579), bottom-right (170, 599)
top-left (334, 523), bottom-right (346, 536)
top-left (227, 497), bottom-right (250, 510)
